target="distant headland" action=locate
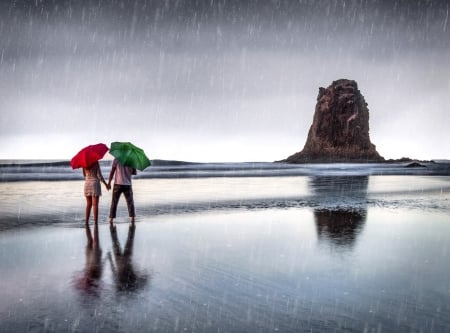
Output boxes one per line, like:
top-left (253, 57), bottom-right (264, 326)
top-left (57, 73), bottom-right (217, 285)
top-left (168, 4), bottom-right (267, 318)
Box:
top-left (282, 79), bottom-right (385, 163)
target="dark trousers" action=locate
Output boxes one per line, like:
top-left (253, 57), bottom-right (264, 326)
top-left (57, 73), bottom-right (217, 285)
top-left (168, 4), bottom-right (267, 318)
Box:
top-left (109, 184), bottom-right (135, 218)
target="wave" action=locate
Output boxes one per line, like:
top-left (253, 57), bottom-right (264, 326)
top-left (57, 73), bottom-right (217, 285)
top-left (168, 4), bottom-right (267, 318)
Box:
top-left (0, 160), bottom-right (449, 182)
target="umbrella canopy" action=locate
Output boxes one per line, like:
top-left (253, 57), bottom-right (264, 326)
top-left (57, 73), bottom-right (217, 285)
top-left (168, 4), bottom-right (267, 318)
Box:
top-left (70, 143), bottom-right (109, 169)
top-left (109, 142), bottom-right (151, 171)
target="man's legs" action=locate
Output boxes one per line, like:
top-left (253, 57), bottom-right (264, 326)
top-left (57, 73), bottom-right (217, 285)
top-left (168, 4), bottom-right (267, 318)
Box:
top-left (123, 185), bottom-right (136, 224)
top-left (109, 184), bottom-right (123, 225)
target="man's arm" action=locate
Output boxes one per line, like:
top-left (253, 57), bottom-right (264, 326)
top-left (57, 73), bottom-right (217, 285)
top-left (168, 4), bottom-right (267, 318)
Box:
top-left (108, 164), bottom-right (116, 188)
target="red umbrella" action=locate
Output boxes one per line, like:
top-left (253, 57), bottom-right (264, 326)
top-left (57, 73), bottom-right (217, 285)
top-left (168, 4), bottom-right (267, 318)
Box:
top-left (70, 143), bottom-right (109, 169)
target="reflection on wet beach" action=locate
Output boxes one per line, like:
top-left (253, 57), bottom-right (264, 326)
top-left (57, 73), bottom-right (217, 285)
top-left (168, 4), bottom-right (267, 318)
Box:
top-left (108, 226), bottom-right (150, 294)
top-left (1, 203), bottom-right (450, 332)
top-left (72, 224), bottom-right (103, 297)
top-left (1, 174), bottom-right (450, 332)
top-left (314, 209), bottom-right (366, 248)
top-left (309, 176), bottom-right (368, 249)
top-left (71, 224), bottom-right (150, 301)
top-left (309, 176), bottom-right (369, 199)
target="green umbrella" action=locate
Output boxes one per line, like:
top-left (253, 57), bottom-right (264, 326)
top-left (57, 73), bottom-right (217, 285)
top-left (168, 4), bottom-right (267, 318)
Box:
top-left (109, 142), bottom-right (151, 171)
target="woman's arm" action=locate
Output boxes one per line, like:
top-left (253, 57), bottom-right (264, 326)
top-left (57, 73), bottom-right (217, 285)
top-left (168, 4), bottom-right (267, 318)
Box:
top-left (97, 162), bottom-right (109, 188)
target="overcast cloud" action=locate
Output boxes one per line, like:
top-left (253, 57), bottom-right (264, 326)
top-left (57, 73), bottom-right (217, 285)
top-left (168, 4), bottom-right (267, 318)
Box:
top-left (1, 0), bottom-right (449, 161)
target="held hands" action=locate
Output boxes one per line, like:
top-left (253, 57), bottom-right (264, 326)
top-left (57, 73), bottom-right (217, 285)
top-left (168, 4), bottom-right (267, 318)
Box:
top-left (104, 180), bottom-right (111, 191)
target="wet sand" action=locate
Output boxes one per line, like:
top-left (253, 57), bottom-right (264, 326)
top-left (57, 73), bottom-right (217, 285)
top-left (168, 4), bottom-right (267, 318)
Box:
top-left (1, 176), bottom-right (450, 332)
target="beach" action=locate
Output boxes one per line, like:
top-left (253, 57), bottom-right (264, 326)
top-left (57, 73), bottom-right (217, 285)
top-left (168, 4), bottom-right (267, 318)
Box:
top-left (1, 163), bottom-right (450, 332)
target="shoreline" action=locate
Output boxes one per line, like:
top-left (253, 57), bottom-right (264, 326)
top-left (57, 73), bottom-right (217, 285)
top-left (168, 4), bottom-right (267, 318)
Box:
top-left (1, 175), bottom-right (449, 232)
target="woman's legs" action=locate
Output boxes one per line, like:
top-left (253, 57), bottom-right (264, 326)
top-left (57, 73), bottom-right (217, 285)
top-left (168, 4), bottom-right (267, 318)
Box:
top-left (85, 196), bottom-right (93, 224)
top-left (92, 196), bottom-right (100, 224)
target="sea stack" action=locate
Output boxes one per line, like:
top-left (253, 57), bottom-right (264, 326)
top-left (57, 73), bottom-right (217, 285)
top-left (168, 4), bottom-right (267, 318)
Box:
top-left (285, 79), bottom-right (384, 163)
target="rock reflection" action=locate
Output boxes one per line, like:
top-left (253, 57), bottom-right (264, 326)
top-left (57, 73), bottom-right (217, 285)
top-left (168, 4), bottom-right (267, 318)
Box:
top-left (73, 224), bottom-right (103, 297)
top-left (314, 209), bottom-right (366, 248)
top-left (108, 226), bottom-right (150, 294)
top-left (309, 176), bottom-right (368, 249)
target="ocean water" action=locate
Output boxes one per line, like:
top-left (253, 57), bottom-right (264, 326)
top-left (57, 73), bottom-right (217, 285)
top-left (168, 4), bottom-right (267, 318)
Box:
top-left (1, 159), bottom-right (449, 182)
top-left (0, 161), bottom-right (450, 332)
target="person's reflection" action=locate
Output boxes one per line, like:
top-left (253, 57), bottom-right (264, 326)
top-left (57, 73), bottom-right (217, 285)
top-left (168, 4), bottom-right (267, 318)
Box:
top-left (108, 225), bottom-right (149, 294)
top-left (73, 224), bottom-right (103, 297)
top-left (309, 176), bottom-right (368, 249)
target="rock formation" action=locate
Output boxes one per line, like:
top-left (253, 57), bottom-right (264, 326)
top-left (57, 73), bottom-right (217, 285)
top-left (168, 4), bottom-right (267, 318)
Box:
top-left (284, 79), bottom-right (384, 163)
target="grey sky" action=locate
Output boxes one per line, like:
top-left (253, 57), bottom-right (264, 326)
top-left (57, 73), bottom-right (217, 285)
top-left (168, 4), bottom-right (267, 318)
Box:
top-left (1, 0), bottom-right (449, 161)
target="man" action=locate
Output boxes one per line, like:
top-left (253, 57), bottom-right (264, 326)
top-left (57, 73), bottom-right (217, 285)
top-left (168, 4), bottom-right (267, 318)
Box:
top-left (108, 158), bottom-right (136, 226)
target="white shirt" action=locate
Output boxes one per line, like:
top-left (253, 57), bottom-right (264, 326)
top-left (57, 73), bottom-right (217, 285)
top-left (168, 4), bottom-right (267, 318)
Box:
top-left (112, 159), bottom-right (134, 185)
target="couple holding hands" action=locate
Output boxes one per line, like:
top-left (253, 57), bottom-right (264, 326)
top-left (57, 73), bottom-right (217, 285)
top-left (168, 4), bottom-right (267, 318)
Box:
top-left (83, 158), bottom-right (136, 227)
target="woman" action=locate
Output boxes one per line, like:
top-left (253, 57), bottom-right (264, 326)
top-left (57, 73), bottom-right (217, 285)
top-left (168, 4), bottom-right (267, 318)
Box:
top-left (83, 161), bottom-right (109, 224)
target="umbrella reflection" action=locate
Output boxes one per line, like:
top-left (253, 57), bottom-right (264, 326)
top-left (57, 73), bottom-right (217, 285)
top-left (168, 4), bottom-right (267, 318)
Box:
top-left (309, 176), bottom-right (368, 249)
top-left (108, 226), bottom-right (150, 294)
top-left (72, 224), bottom-right (103, 297)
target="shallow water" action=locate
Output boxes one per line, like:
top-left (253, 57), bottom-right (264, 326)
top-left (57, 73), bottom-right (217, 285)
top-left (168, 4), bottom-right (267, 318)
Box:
top-left (0, 175), bottom-right (450, 332)
top-left (0, 175), bottom-right (449, 229)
